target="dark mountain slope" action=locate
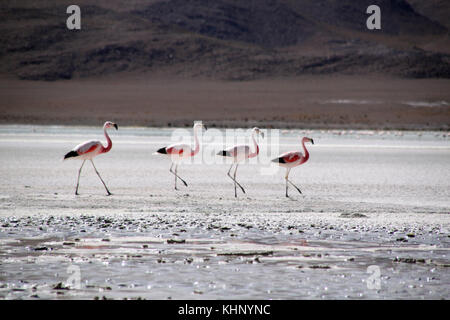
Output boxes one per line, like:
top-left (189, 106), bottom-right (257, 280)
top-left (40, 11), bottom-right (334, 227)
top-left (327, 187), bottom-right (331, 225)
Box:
top-left (407, 0), bottom-right (450, 29)
top-left (285, 0), bottom-right (446, 35)
top-left (0, 0), bottom-right (449, 80)
top-left (137, 0), bottom-right (317, 48)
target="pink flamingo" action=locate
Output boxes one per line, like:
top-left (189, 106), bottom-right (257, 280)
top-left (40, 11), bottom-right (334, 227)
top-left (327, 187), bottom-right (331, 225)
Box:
top-left (272, 137), bottom-right (314, 197)
top-left (156, 122), bottom-right (207, 190)
top-left (63, 121), bottom-right (118, 195)
top-left (217, 127), bottom-right (264, 197)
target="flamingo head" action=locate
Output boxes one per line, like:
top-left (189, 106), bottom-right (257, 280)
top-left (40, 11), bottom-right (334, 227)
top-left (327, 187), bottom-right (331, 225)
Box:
top-left (303, 137), bottom-right (314, 144)
top-left (194, 121), bottom-right (207, 131)
top-left (252, 127), bottom-right (264, 139)
top-left (104, 121), bottom-right (118, 130)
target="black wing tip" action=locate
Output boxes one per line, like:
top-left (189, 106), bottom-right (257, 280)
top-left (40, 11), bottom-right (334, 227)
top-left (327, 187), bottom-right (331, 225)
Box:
top-left (156, 147), bottom-right (167, 154)
top-left (217, 150), bottom-right (231, 157)
top-left (64, 151), bottom-right (78, 160)
top-left (272, 157), bottom-right (285, 163)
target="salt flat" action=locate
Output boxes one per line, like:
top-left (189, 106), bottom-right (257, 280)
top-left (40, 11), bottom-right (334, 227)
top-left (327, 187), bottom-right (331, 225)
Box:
top-left (0, 125), bottom-right (449, 299)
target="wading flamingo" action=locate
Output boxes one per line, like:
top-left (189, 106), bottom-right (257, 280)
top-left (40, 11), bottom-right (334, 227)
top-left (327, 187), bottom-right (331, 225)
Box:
top-left (272, 137), bottom-right (314, 197)
top-left (217, 127), bottom-right (264, 197)
top-left (156, 122), bottom-right (207, 190)
top-left (63, 121), bottom-right (118, 195)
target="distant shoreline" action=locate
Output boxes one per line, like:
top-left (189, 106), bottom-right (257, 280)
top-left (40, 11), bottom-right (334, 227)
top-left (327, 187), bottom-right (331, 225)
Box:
top-left (1, 76), bottom-right (449, 131)
top-left (0, 119), bottom-right (448, 131)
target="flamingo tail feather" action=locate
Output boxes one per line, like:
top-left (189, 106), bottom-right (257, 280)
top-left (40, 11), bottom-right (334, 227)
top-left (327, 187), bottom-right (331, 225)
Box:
top-left (217, 150), bottom-right (231, 156)
top-left (64, 151), bottom-right (78, 160)
top-left (156, 147), bottom-right (167, 154)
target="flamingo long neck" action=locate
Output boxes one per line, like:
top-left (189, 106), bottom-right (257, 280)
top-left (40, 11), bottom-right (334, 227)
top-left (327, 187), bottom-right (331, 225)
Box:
top-left (300, 139), bottom-right (309, 163)
top-left (191, 126), bottom-right (200, 156)
top-left (102, 127), bottom-right (112, 153)
top-left (249, 131), bottom-right (259, 158)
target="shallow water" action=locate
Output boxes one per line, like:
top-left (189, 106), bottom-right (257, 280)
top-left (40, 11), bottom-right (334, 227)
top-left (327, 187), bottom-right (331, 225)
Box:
top-left (0, 125), bottom-right (449, 299)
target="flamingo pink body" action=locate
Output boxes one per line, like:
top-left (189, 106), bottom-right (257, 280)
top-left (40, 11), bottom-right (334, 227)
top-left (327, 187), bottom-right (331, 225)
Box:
top-left (272, 137), bottom-right (314, 197)
top-left (156, 122), bottom-right (206, 189)
top-left (218, 127), bottom-right (264, 197)
top-left (222, 144), bottom-right (259, 162)
top-left (69, 139), bottom-right (111, 160)
top-left (164, 142), bottom-right (199, 160)
top-left (64, 121), bottom-right (118, 195)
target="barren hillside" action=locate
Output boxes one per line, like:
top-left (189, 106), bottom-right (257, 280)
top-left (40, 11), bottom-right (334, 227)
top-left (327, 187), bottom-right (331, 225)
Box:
top-left (0, 0), bottom-right (449, 81)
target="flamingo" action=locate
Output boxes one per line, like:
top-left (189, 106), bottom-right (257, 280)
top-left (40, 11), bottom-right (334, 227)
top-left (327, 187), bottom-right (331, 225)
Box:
top-left (271, 137), bottom-right (314, 197)
top-left (63, 121), bottom-right (118, 195)
top-left (217, 127), bottom-right (264, 197)
top-left (155, 122), bottom-right (207, 190)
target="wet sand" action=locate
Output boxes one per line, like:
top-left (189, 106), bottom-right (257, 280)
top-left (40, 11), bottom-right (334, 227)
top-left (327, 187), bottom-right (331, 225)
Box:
top-left (0, 125), bottom-right (449, 299)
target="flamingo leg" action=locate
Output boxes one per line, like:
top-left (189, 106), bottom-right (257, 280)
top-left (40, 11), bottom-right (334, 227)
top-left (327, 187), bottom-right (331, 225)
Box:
top-left (287, 179), bottom-right (302, 195)
top-left (233, 165), bottom-right (237, 197)
top-left (226, 164), bottom-right (235, 197)
top-left (285, 168), bottom-right (289, 197)
top-left (170, 163), bottom-right (177, 190)
top-left (226, 164), bottom-right (237, 197)
top-left (176, 164), bottom-right (188, 187)
top-left (234, 168), bottom-right (237, 197)
top-left (227, 164), bottom-right (234, 178)
top-left (227, 164), bottom-right (246, 197)
top-left (90, 160), bottom-right (112, 196)
top-left (285, 168), bottom-right (302, 196)
top-left (75, 160), bottom-right (86, 195)
top-left (234, 164), bottom-right (246, 196)
top-left (170, 163), bottom-right (188, 189)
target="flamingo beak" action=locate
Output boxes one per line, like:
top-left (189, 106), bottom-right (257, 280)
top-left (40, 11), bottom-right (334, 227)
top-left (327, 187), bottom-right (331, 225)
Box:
top-left (204, 125), bottom-right (208, 131)
top-left (261, 131), bottom-right (265, 139)
top-left (113, 123), bottom-right (118, 130)
top-left (311, 139), bottom-right (314, 145)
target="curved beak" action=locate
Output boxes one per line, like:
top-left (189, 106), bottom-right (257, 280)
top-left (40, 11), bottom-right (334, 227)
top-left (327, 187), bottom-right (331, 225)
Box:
top-left (261, 131), bottom-right (265, 139)
top-left (311, 138), bottom-right (314, 145)
top-left (204, 125), bottom-right (208, 131)
top-left (113, 123), bottom-right (118, 130)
